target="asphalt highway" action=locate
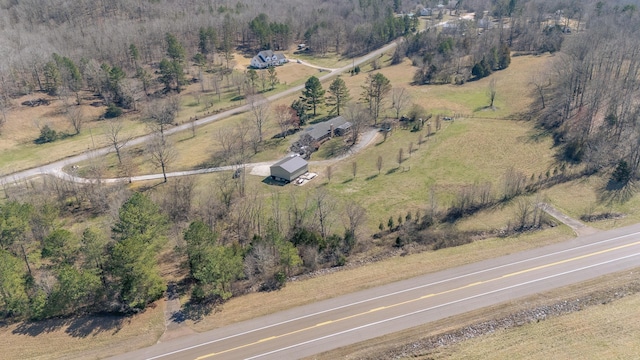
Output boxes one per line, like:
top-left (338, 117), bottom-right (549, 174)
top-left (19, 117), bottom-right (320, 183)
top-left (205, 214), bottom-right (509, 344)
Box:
top-left (109, 223), bottom-right (640, 360)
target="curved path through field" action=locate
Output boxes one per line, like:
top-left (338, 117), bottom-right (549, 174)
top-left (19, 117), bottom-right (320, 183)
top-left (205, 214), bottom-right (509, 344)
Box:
top-left (289, 59), bottom-right (337, 72)
top-left (109, 222), bottom-right (640, 360)
top-left (41, 128), bottom-right (380, 184)
top-left (0, 41), bottom-right (397, 186)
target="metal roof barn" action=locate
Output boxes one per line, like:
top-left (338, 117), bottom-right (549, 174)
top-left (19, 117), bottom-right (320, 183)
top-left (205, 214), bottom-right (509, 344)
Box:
top-left (270, 156), bottom-right (309, 183)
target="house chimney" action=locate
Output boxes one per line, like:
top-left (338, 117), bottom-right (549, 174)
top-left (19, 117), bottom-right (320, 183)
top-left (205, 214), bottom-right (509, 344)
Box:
top-left (330, 124), bottom-right (334, 138)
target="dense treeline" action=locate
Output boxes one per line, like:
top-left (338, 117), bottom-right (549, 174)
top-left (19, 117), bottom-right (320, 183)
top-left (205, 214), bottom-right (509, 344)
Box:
top-left (404, 23), bottom-right (512, 85)
top-left (402, 0), bottom-right (592, 84)
top-left (0, 174), bottom-right (366, 320)
top-left (0, 0), bottom-right (423, 100)
top-left (529, 1), bottom-right (640, 184)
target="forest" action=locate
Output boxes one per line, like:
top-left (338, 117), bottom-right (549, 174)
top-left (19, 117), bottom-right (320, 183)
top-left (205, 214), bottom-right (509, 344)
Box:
top-left (2, 0), bottom-right (640, 324)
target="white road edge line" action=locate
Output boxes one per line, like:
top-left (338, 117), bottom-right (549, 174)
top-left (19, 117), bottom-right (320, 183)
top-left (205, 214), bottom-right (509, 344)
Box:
top-left (246, 251), bottom-right (640, 359)
top-left (144, 231), bottom-right (640, 360)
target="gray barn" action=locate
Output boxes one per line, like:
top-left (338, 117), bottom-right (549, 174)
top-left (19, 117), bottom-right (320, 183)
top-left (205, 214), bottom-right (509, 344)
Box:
top-left (270, 156), bottom-right (308, 183)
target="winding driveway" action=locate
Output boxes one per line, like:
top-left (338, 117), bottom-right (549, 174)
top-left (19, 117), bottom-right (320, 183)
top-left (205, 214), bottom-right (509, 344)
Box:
top-left (50, 129), bottom-right (380, 184)
top-left (0, 42), bottom-right (398, 186)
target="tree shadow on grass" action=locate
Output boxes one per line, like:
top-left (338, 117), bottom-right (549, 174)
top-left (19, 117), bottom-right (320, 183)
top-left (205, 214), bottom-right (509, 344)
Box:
top-left (523, 127), bottom-right (553, 144)
top-left (473, 105), bottom-right (498, 112)
top-left (12, 313), bottom-right (128, 338)
top-left (598, 180), bottom-right (637, 205)
top-left (365, 174), bottom-right (378, 181)
top-left (386, 167), bottom-right (400, 175)
top-left (342, 178), bottom-right (353, 184)
top-left (169, 310), bottom-right (187, 324)
top-left (180, 299), bottom-right (224, 323)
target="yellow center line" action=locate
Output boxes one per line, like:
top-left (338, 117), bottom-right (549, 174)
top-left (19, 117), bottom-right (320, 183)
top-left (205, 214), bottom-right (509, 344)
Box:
top-left (195, 239), bottom-right (640, 359)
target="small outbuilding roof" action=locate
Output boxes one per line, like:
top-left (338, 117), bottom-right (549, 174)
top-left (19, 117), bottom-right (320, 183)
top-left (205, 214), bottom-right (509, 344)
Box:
top-left (271, 155), bottom-right (308, 173)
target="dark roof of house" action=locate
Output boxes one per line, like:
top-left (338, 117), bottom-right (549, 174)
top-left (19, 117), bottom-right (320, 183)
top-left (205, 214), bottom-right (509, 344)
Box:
top-left (258, 50), bottom-right (274, 61)
top-left (257, 50), bottom-right (286, 63)
top-left (303, 116), bottom-right (351, 140)
top-left (271, 155), bottom-right (308, 173)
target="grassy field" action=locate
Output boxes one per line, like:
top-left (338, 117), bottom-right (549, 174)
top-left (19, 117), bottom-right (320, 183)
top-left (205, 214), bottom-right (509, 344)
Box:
top-left (75, 53), bottom-right (561, 235)
top-left (0, 52), bottom-right (323, 175)
top-left (0, 301), bottom-right (165, 360)
top-left (431, 293), bottom-right (640, 359)
top-left (6, 48), bottom-right (640, 360)
top-left (542, 177), bottom-right (640, 230)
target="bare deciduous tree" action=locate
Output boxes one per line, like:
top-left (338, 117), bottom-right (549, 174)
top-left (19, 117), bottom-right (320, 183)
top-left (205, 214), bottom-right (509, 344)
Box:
top-left (162, 177), bottom-right (196, 222)
top-left (274, 104), bottom-right (294, 138)
top-left (247, 94), bottom-right (269, 143)
top-left (103, 118), bottom-right (130, 164)
top-left (147, 132), bottom-right (177, 182)
top-left (313, 189), bottom-right (334, 239)
top-left (343, 102), bottom-right (368, 146)
top-left (66, 105), bottom-right (83, 135)
top-left (488, 78), bottom-right (497, 109)
top-left (352, 161), bottom-right (357, 178)
top-left (211, 72), bottom-right (222, 101)
top-left (344, 201), bottom-right (366, 236)
top-left (231, 72), bottom-right (244, 96)
top-left (0, 89), bottom-right (10, 129)
top-left (503, 166), bottom-right (526, 200)
top-left (287, 192), bottom-right (316, 236)
top-left (216, 128), bottom-right (235, 161)
top-left (530, 72), bottom-right (551, 109)
top-left (146, 96), bottom-right (180, 138)
top-left (190, 116), bottom-right (197, 138)
top-left (376, 155), bottom-right (383, 174)
top-left (390, 87), bottom-right (411, 119)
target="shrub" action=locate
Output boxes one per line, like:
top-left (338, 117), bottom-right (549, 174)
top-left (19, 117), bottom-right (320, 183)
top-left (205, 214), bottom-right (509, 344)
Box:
top-left (105, 103), bottom-right (123, 119)
top-left (611, 160), bottom-right (631, 184)
top-left (35, 125), bottom-right (57, 144)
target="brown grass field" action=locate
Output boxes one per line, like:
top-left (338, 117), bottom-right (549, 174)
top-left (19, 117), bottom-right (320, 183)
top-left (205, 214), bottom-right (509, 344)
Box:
top-left (0, 302), bottom-right (165, 360)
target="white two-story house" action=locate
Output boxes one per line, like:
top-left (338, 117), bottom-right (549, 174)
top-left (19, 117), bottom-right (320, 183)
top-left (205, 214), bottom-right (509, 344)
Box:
top-left (250, 50), bottom-right (288, 69)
